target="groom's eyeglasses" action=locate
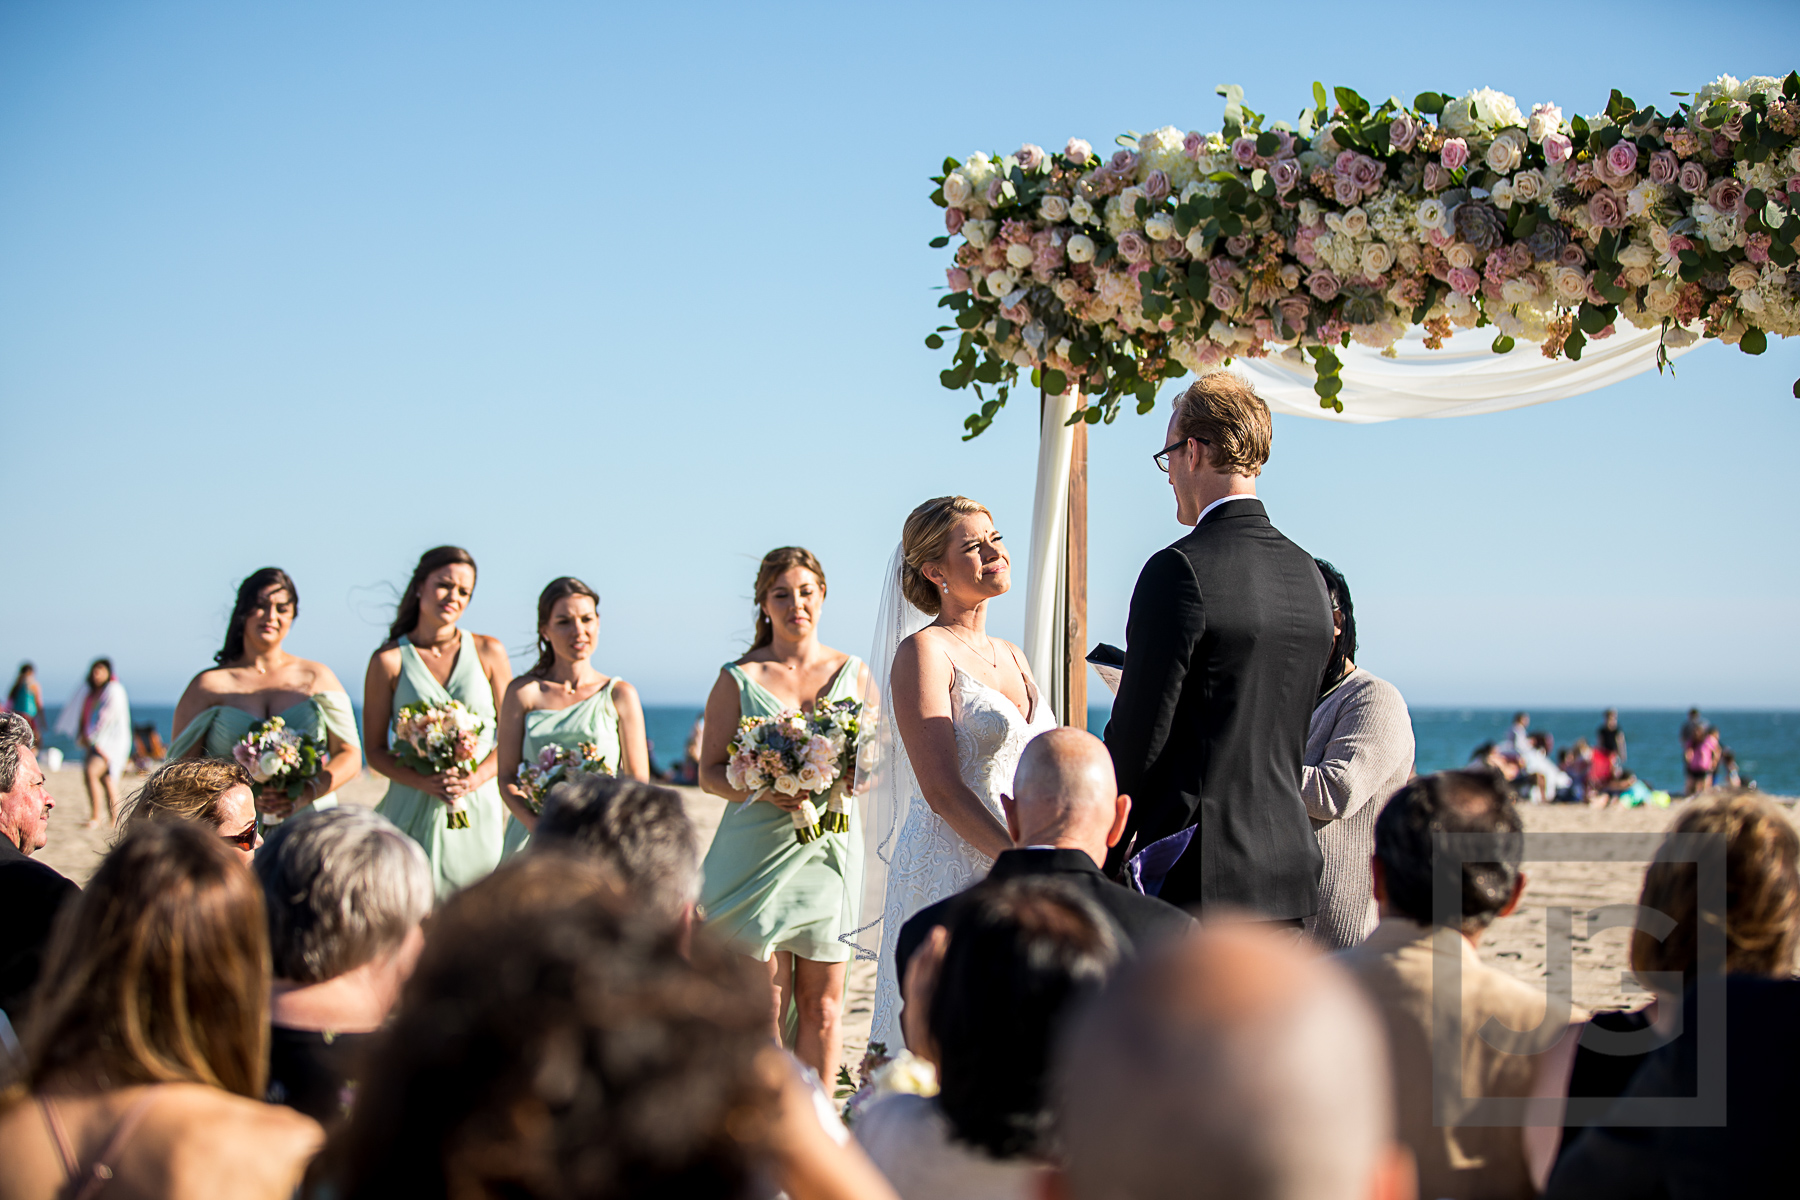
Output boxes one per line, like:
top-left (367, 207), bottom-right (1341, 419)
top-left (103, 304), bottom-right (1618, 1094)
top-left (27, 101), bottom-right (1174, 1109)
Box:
top-left (1153, 435), bottom-right (1209, 473)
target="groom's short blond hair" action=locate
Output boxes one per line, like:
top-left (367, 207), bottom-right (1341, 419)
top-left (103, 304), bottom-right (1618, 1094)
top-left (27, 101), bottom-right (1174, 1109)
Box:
top-left (1171, 374), bottom-right (1272, 477)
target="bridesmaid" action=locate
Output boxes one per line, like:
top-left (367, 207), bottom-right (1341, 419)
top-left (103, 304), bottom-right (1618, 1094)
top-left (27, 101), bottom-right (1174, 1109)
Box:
top-left (496, 576), bottom-right (650, 856)
top-left (364, 546), bottom-right (512, 897)
top-left (170, 568), bottom-right (362, 822)
top-left (698, 546), bottom-right (868, 1083)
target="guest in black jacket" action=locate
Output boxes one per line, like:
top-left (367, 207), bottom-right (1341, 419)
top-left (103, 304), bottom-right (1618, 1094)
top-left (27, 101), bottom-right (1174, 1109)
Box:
top-left (1104, 374), bottom-right (1333, 919)
top-left (0, 712), bottom-right (78, 1024)
top-left (896, 728), bottom-right (1190, 987)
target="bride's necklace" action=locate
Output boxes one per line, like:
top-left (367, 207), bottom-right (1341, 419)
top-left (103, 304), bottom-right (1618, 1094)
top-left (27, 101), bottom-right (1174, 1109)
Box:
top-left (943, 624), bottom-right (1000, 670)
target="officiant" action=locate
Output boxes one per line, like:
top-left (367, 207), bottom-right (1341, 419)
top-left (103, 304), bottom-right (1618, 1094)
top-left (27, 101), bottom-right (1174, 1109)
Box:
top-left (1103, 375), bottom-right (1333, 920)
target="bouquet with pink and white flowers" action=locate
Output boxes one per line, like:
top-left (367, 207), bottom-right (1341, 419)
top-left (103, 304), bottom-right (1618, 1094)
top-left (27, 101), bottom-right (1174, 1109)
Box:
top-left (232, 716), bottom-right (325, 802)
top-left (516, 742), bottom-right (613, 814)
top-left (392, 699), bottom-right (485, 829)
top-left (726, 700), bottom-right (863, 844)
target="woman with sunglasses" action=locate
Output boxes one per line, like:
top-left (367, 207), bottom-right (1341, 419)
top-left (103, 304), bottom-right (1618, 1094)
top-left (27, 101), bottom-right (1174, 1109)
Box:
top-left (120, 758), bottom-right (264, 865)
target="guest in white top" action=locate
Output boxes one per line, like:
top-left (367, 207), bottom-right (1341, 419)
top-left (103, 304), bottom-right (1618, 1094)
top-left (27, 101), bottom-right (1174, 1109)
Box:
top-left (856, 877), bottom-right (1117, 1200)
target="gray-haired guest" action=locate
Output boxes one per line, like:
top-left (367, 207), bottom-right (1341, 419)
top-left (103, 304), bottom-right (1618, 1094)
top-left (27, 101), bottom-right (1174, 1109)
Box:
top-left (536, 773), bottom-right (701, 932)
top-left (255, 806), bottom-right (433, 1126)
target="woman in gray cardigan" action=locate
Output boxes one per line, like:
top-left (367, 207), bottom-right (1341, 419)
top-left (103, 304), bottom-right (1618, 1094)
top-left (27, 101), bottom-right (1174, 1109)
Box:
top-left (1303, 560), bottom-right (1415, 949)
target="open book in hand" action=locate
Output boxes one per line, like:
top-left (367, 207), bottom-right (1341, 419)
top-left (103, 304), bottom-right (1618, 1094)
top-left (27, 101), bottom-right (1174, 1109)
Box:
top-left (1086, 643), bottom-right (1125, 697)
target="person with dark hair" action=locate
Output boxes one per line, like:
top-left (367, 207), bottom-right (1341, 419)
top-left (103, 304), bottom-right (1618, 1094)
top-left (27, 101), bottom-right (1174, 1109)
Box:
top-left (6, 663), bottom-right (43, 746)
top-left (170, 567), bottom-right (362, 823)
top-left (495, 576), bottom-right (649, 855)
top-left (0, 712), bottom-right (76, 1024)
top-left (857, 877), bottom-right (1118, 1200)
top-left (364, 546), bottom-right (512, 897)
top-left (122, 757), bottom-right (262, 863)
top-left (1301, 559), bottom-right (1414, 949)
top-left (1591, 709), bottom-right (1626, 786)
top-left (1103, 375), bottom-right (1334, 917)
top-left (536, 773), bottom-right (701, 927)
top-left (52, 658), bottom-right (131, 829)
top-left (257, 807), bottom-right (434, 1128)
top-left (0, 821), bottom-right (321, 1198)
top-left (1337, 768), bottom-right (1582, 1200)
top-left (698, 546), bottom-right (869, 1085)
top-left (311, 854), bottom-right (897, 1200)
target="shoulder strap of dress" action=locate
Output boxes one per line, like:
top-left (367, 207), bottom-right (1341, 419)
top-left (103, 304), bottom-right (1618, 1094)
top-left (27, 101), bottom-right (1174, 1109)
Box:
top-left (36, 1096), bottom-right (80, 1179)
top-left (36, 1089), bottom-right (161, 1199)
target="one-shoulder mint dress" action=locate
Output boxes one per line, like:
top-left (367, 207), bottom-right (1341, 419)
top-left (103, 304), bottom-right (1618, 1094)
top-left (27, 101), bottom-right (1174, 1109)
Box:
top-left (168, 692), bottom-right (360, 819)
top-left (699, 658), bottom-right (863, 963)
top-left (502, 678), bottom-right (624, 857)
top-left (375, 632), bottom-right (506, 897)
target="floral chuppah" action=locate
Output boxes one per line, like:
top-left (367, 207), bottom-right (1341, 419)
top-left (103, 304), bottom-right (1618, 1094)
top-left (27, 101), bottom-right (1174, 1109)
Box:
top-left (928, 73), bottom-right (1800, 435)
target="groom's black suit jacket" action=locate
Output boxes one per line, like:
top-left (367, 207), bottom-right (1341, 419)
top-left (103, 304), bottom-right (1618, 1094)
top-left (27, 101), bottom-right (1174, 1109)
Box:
top-left (1103, 498), bottom-right (1333, 917)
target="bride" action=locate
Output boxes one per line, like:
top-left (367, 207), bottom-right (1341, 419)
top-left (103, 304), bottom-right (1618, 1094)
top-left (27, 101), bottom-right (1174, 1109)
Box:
top-left (859, 495), bottom-right (1057, 1047)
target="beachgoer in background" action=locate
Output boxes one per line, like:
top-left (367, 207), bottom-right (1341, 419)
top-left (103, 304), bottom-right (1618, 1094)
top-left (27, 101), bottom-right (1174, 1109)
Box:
top-left (1593, 709), bottom-right (1626, 781)
top-left (671, 714), bottom-right (705, 785)
top-left (129, 721), bottom-right (165, 772)
top-left (1678, 706), bottom-right (1703, 755)
top-left (1720, 748), bottom-right (1744, 788)
top-left (365, 546), bottom-right (511, 899)
top-left (1299, 559), bottom-right (1415, 950)
top-left (0, 713), bottom-right (77, 1026)
top-left (1503, 711), bottom-right (1532, 759)
top-left (1339, 768), bottom-right (1584, 1200)
top-left (52, 658), bottom-right (131, 829)
top-left (0, 821), bottom-right (322, 1199)
top-left (121, 758), bottom-right (262, 865)
top-left (698, 546), bottom-right (867, 1086)
top-left (255, 808), bottom-right (432, 1129)
top-left (5, 664), bottom-right (43, 747)
top-left (1053, 922), bottom-right (1413, 1200)
top-left (1470, 740), bottom-right (1519, 782)
top-left (171, 568), bottom-right (362, 824)
top-left (1526, 789), bottom-right (1799, 1188)
top-left (495, 576), bottom-right (649, 857)
top-left (1559, 740), bottom-right (1591, 804)
top-left (535, 773), bottom-right (701, 930)
top-left (859, 878), bottom-right (1118, 1200)
top-left (1683, 723), bottom-right (1721, 795)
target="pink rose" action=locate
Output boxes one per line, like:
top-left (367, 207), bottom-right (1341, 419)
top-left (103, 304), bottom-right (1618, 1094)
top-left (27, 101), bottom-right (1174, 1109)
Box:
top-left (1787, 176), bottom-right (1800, 197)
top-left (1557, 243), bottom-right (1588, 267)
top-left (1306, 270), bottom-right (1341, 301)
top-left (1232, 137), bottom-right (1260, 167)
top-left (1746, 232), bottom-right (1772, 264)
top-left (1722, 112), bottom-right (1744, 142)
top-left (1206, 255), bottom-right (1239, 282)
top-left (1183, 131), bottom-right (1206, 160)
top-left (1666, 234), bottom-right (1693, 255)
top-left (1225, 234), bottom-right (1253, 258)
top-left (1065, 138), bottom-right (1093, 165)
top-left (1016, 143), bottom-right (1045, 171)
top-left (1334, 177), bottom-right (1361, 206)
top-left (1208, 281), bottom-right (1242, 311)
top-left (1706, 177), bottom-right (1746, 216)
top-left (1110, 149), bottom-right (1140, 174)
top-left (1032, 234), bottom-right (1066, 273)
top-left (1447, 266), bottom-right (1482, 296)
top-left (1542, 133), bottom-right (1572, 164)
top-left (1423, 162), bottom-right (1451, 192)
top-left (1677, 161), bottom-right (1709, 195)
top-left (1276, 295), bottom-right (1311, 332)
top-left (1350, 154), bottom-right (1385, 193)
top-left (1270, 159), bottom-right (1301, 194)
top-left (946, 267), bottom-right (971, 292)
top-left (1292, 225), bottom-right (1320, 266)
top-left (1116, 230), bottom-right (1151, 264)
top-left (1143, 169), bottom-right (1170, 202)
top-left (1647, 151), bottom-right (1678, 186)
top-left (1586, 190), bottom-right (1627, 230)
top-left (984, 178), bottom-right (1005, 207)
top-left (999, 301), bottom-right (1030, 325)
top-left (1334, 150), bottom-right (1359, 176)
top-left (1712, 133), bottom-right (1731, 158)
top-left (945, 207), bottom-right (966, 235)
top-left (1440, 138), bottom-right (1469, 171)
top-left (1388, 112), bottom-right (1418, 152)
top-left (1605, 140), bottom-right (1639, 178)
top-left (1269, 131), bottom-right (1296, 160)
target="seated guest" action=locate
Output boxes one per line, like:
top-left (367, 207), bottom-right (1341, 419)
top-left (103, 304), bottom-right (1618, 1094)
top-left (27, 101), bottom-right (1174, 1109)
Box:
top-left (314, 854), bottom-right (896, 1200)
top-left (1301, 559), bottom-right (1414, 949)
top-left (255, 807), bottom-right (433, 1128)
top-left (895, 728), bottom-right (1189, 989)
top-left (0, 714), bottom-right (77, 1026)
top-left (1530, 789), bottom-right (1800, 1189)
top-left (0, 822), bottom-right (321, 1198)
top-left (535, 773), bottom-right (701, 927)
top-left (858, 878), bottom-right (1118, 1200)
top-left (1338, 769), bottom-right (1583, 1200)
top-left (121, 757), bottom-right (262, 864)
top-left (1053, 922), bottom-right (1414, 1200)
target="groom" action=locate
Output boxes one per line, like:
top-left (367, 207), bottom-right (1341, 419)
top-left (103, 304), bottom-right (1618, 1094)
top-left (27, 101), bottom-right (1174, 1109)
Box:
top-left (1104, 374), bottom-right (1333, 919)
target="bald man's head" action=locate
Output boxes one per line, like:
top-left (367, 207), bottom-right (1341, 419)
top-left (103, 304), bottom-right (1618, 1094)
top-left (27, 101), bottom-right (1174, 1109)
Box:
top-left (1054, 923), bottom-right (1407, 1200)
top-left (1004, 729), bottom-right (1130, 866)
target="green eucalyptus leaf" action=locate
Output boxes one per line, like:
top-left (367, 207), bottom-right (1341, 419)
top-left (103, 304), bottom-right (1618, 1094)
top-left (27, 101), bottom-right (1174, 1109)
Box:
top-left (925, 334), bottom-right (945, 350)
top-left (1739, 328), bottom-right (1768, 356)
top-left (1491, 333), bottom-right (1516, 354)
top-left (928, 235), bottom-right (949, 248)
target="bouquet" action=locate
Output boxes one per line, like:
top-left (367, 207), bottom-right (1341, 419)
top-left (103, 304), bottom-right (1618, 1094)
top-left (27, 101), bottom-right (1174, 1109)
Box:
top-left (392, 700), bottom-right (486, 829)
top-left (515, 742), bottom-right (613, 814)
top-left (725, 700), bottom-right (863, 844)
top-left (232, 716), bottom-right (325, 802)
top-left (836, 1042), bottom-right (938, 1127)
top-left (810, 699), bottom-right (863, 833)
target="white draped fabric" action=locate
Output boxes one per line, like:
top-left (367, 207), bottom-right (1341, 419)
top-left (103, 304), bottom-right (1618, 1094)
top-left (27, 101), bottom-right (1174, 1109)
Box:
top-left (1020, 388), bottom-right (1078, 719)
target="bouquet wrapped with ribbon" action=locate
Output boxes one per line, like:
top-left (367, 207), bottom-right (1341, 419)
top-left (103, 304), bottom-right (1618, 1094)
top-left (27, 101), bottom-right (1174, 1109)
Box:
top-left (725, 701), bottom-right (863, 844)
top-left (516, 742), bottom-right (613, 815)
top-left (392, 699), bottom-right (485, 829)
top-left (232, 716), bottom-right (325, 805)
top-left (811, 699), bottom-right (863, 833)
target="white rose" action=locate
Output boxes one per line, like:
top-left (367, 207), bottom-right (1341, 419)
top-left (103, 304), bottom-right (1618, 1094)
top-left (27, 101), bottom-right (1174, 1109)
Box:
top-left (985, 269), bottom-right (1018, 297)
top-left (1490, 179), bottom-right (1516, 210)
top-left (1055, 336), bottom-right (1073, 357)
top-left (1338, 206), bottom-right (1369, 238)
top-left (1066, 233), bottom-right (1096, 263)
top-left (1416, 198), bottom-right (1448, 231)
top-left (1500, 277), bottom-right (1538, 305)
top-left (797, 763), bottom-right (827, 792)
top-left (1005, 242), bottom-right (1035, 269)
top-left (942, 172), bottom-right (973, 209)
top-left (1648, 224), bottom-right (1672, 254)
top-left (1445, 242), bottom-right (1477, 269)
top-left (1554, 267), bottom-right (1590, 301)
top-left (1642, 280), bottom-right (1679, 314)
top-left (1527, 104), bottom-right (1563, 144)
top-left (1615, 241), bottom-right (1655, 269)
top-left (1069, 196), bottom-right (1097, 225)
top-left (1053, 277), bottom-right (1081, 303)
top-left (1360, 242), bottom-right (1395, 276)
top-left (1184, 228), bottom-right (1210, 256)
top-left (964, 220), bottom-right (995, 249)
top-left (1511, 170), bottom-right (1545, 203)
top-left (1621, 265), bottom-right (1652, 287)
top-left (773, 774), bottom-right (801, 796)
top-left (1297, 198), bottom-right (1323, 228)
top-left (1040, 195), bottom-right (1070, 223)
top-left (257, 751), bottom-right (283, 780)
top-left (1485, 131), bottom-right (1525, 174)
top-left (1144, 213), bottom-right (1176, 242)
top-left (1729, 262), bottom-right (1762, 290)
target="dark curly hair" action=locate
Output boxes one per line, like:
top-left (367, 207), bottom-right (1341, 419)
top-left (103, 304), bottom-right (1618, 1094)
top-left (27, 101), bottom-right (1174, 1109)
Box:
top-left (1374, 769), bottom-right (1523, 934)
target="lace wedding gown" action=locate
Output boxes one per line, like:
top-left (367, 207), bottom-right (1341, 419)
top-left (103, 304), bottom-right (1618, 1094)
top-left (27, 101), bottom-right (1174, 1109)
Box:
top-left (868, 666), bottom-right (1058, 1048)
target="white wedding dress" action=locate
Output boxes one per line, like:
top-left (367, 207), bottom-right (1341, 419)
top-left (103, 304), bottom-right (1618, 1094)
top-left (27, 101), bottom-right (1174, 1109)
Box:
top-left (867, 666), bottom-right (1057, 1048)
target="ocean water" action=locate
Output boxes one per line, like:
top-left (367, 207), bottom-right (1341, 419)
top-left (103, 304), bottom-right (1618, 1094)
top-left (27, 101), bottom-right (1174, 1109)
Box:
top-left (44, 704), bottom-right (1799, 797)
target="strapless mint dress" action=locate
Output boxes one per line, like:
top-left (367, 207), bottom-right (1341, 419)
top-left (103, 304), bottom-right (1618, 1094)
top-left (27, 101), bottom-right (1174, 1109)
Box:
top-left (502, 679), bottom-right (624, 857)
top-left (168, 691), bottom-right (360, 817)
top-left (698, 658), bottom-right (863, 963)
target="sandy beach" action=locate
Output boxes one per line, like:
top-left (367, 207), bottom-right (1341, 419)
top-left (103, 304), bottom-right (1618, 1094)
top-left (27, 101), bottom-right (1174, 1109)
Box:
top-left (37, 765), bottom-right (1796, 1067)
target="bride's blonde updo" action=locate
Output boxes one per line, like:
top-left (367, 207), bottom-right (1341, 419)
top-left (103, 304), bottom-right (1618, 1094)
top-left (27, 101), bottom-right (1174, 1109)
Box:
top-left (901, 496), bottom-right (992, 616)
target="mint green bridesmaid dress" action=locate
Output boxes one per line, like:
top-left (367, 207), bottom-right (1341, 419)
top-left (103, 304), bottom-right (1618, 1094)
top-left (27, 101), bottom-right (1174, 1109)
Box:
top-left (167, 692), bottom-right (359, 817)
top-left (699, 658), bottom-right (863, 963)
top-left (501, 678), bottom-right (624, 857)
top-left (375, 632), bottom-right (506, 898)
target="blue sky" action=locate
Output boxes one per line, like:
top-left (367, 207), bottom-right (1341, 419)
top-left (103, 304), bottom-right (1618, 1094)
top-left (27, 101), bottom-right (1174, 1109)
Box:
top-left (3, 1), bottom-right (1797, 709)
